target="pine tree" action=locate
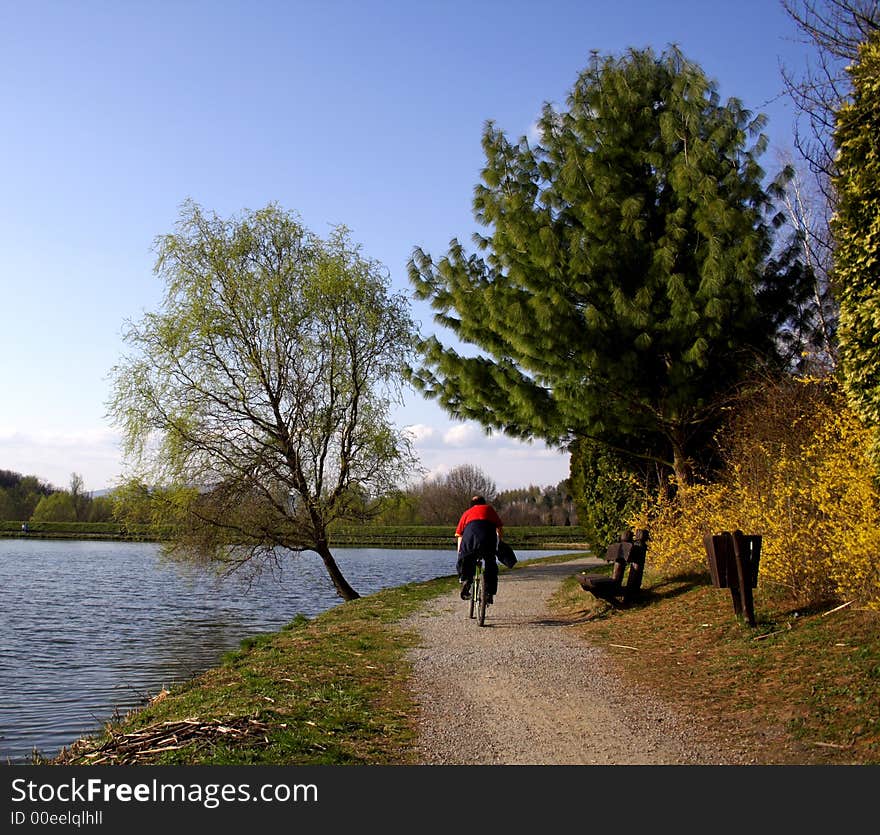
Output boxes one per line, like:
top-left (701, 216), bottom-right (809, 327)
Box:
top-left (409, 47), bottom-right (789, 484)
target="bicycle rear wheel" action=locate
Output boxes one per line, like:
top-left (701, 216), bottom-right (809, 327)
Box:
top-left (477, 567), bottom-right (487, 626)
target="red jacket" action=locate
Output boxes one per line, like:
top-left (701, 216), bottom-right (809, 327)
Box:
top-left (455, 504), bottom-right (503, 537)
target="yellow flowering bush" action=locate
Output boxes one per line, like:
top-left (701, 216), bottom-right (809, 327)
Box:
top-left (633, 482), bottom-right (731, 575)
top-left (639, 377), bottom-right (880, 610)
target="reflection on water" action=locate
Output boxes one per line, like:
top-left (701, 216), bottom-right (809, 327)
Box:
top-left (0, 538), bottom-right (569, 762)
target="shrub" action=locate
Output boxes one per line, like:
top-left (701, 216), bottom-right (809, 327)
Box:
top-left (635, 481), bottom-right (732, 576)
top-left (569, 437), bottom-right (648, 554)
top-left (641, 376), bottom-right (880, 610)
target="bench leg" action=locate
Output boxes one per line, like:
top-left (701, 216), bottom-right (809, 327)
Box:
top-left (623, 563), bottom-right (644, 603)
top-left (732, 531), bottom-right (757, 626)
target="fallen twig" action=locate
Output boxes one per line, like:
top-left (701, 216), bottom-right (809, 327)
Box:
top-left (609, 643), bottom-right (639, 651)
top-left (52, 717), bottom-right (273, 765)
top-left (752, 623), bottom-right (793, 640)
top-left (821, 601), bottom-right (854, 617)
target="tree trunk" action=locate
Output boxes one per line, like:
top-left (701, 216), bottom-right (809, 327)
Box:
top-left (671, 434), bottom-right (693, 487)
top-left (315, 540), bottom-right (360, 601)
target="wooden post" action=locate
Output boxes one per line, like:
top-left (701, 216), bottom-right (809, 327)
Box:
top-left (623, 557), bottom-right (644, 603)
top-left (731, 530), bottom-right (756, 627)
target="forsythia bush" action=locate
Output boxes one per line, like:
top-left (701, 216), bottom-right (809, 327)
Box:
top-left (638, 378), bottom-right (880, 610)
top-left (634, 483), bottom-right (731, 576)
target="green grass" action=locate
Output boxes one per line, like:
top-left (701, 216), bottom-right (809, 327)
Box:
top-left (47, 555), bottom-right (580, 766)
top-left (329, 524), bottom-right (589, 549)
top-left (2, 522), bottom-right (589, 548)
top-left (0, 520), bottom-right (173, 540)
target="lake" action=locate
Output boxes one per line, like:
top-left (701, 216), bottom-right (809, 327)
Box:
top-left (0, 538), bottom-right (570, 763)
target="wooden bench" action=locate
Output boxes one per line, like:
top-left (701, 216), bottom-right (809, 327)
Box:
top-left (577, 528), bottom-right (649, 605)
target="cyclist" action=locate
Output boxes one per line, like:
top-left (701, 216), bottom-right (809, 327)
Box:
top-left (455, 495), bottom-right (504, 604)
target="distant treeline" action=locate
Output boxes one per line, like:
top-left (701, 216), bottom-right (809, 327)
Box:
top-left (0, 464), bottom-right (578, 530)
top-left (372, 464), bottom-right (577, 527)
top-left (0, 470), bottom-right (114, 524)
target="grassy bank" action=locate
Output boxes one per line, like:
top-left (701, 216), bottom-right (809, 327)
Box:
top-left (45, 556), bottom-right (879, 766)
top-left (0, 520), bottom-right (171, 541)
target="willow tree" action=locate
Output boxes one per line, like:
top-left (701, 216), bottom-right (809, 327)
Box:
top-left (109, 201), bottom-right (417, 601)
top-left (409, 46), bottom-right (790, 485)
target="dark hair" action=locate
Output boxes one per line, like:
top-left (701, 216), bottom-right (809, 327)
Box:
top-left (471, 495), bottom-right (486, 506)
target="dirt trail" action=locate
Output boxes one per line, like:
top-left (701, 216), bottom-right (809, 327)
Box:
top-left (401, 557), bottom-right (751, 765)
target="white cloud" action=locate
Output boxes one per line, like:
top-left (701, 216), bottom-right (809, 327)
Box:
top-left (404, 419), bottom-right (570, 490)
top-left (527, 119), bottom-right (542, 144)
top-left (403, 423), bottom-right (436, 443)
top-left (442, 423), bottom-right (483, 447)
top-left (0, 427), bottom-right (123, 492)
top-left (0, 417), bottom-right (570, 497)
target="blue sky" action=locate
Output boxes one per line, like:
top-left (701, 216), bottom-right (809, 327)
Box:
top-left (0, 0), bottom-right (816, 492)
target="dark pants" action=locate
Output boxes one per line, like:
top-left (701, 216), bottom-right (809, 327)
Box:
top-left (457, 551), bottom-right (498, 596)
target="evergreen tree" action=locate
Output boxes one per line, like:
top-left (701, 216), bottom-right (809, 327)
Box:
top-left (409, 47), bottom-right (791, 484)
top-left (832, 31), bottom-right (880, 446)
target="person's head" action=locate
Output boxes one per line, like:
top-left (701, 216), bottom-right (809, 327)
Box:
top-left (471, 495), bottom-right (486, 506)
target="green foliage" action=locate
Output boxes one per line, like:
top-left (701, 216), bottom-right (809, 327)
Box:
top-left (371, 489), bottom-right (423, 525)
top-left (26, 473), bottom-right (115, 524)
top-left (111, 479), bottom-right (195, 531)
top-left (84, 495), bottom-right (116, 523)
top-left (108, 201), bottom-right (418, 600)
top-left (409, 46), bottom-right (793, 485)
top-left (0, 470), bottom-right (114, 523)
top-left (0, 470), bottom-right (54, 521)
top-left (31, 492), bottom-right (77, 523)
top-left (568, 437), bottom-right (646, 553)
top-left (833, 30), bottom-right (880, 451)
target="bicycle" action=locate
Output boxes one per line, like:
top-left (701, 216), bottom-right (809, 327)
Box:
top-left (467, 556), bottom-right (489, 626)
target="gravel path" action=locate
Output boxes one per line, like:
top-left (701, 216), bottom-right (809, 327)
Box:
top-left (401, 556), bottom-right (752, 765)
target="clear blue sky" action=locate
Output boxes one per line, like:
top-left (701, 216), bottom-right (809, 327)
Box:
top-left (0, 0), bottom-right (815, 492)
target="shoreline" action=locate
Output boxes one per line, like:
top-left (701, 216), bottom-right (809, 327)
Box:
top-left (0, 528), bottom-right (592, 550)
